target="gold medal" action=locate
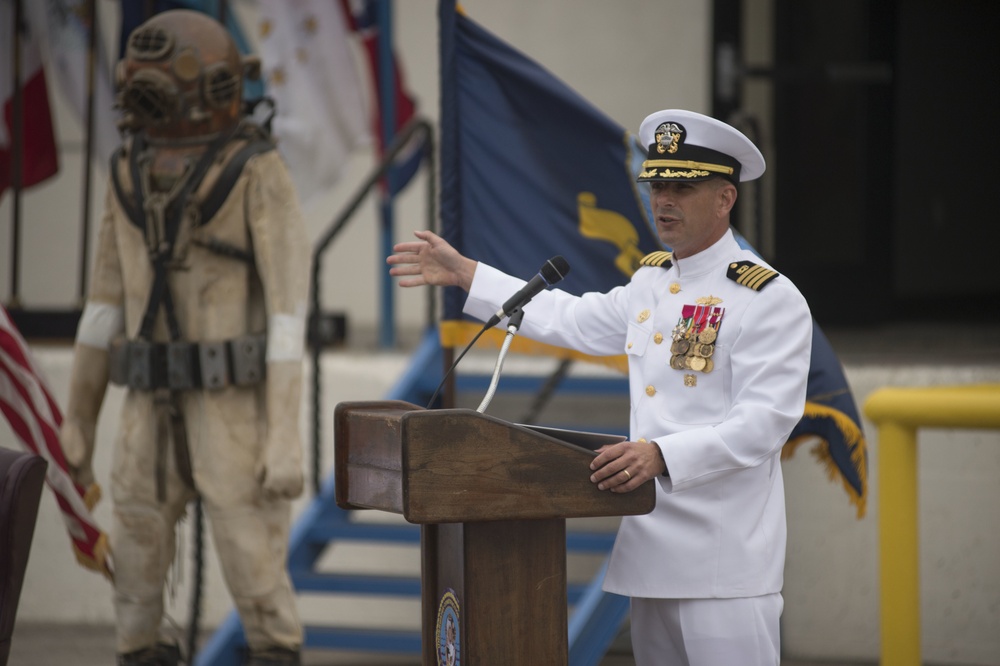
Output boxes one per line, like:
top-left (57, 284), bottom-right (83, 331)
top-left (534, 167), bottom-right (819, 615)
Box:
top-left (701, 358), bottom-right (714, 373)
top-left (670, 354), bottom-right (685, 370)
top-left (688, 356), bottom-right (707, 372)
top-left (698, 327), bottom-right (717, 344)
top-left (671, 339), bottom-right (690, 355)
top-left (698, 343), bottom-right (714, 358)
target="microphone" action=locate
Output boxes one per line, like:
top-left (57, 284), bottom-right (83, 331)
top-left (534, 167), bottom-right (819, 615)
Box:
top-left (484, 256), bottom-right (571, 328)
top-left (423, 255), bottom-right (571, 409)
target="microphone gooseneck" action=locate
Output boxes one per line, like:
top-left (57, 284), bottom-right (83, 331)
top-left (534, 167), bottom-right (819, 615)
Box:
top-left (424, 256), bottom-right (572, 409)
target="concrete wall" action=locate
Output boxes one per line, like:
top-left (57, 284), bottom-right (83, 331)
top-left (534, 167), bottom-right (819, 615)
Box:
top-left (3, 1), bottom-right (999, 663)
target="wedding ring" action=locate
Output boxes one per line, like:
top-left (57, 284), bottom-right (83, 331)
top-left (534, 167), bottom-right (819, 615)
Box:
top-left (623, 469), bottom-right (631, 481)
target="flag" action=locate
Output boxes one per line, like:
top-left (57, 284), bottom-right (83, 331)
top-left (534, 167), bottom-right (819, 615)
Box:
top-left (438, 2), bottom-right (661, 363)
top-left (257, 0), bottom-right (371, 206)
top-left (0, 0), bottom-right (59, 196)
top-left (437, 2), bottom-right (868, 516)
top-left (341, 0), bottom-right (421, 195)
top-left (0, 305), bottom-right (113, 577)
top-left (26, 0), bottom-right (119, 170)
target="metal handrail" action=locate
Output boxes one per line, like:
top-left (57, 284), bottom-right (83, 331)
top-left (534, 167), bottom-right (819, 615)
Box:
top-left (308, 117), bottom-right (436, 493)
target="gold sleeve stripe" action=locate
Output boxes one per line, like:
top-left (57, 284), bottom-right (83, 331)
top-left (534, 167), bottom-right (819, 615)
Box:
top-left (639, 251), bottom-right (674, 267)
top-left (727, 260), bottom-right (779, 290)
top-left (743, 265), bottom-right (776, 289)
top-left (641, 159), bottom-right (735, 175)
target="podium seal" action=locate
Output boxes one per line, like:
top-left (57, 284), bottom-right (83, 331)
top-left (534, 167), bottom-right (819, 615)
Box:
top-left (436, 588), bottom-right (461, 665)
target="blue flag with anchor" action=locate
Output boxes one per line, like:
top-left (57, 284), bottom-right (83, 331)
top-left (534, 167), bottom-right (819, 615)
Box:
top-left (438, 4), bottom-right (661, 329)
top-left (438, 3), bottom-right (867, 517)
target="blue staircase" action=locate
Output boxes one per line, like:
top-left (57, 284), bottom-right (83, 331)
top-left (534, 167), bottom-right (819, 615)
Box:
top-left (195, 328), bottom-right (632, 665)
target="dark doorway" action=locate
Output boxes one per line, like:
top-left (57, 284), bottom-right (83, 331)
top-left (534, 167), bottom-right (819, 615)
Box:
top-left (717, 0), bottom-right (1000, 325)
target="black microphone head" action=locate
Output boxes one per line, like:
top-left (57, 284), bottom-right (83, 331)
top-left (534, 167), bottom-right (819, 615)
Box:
top-left (541, 255), bottom-right (571, 285)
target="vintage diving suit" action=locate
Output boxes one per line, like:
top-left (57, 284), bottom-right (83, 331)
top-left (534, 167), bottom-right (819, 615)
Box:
top-left (59, 10), bottom-right (309, 665)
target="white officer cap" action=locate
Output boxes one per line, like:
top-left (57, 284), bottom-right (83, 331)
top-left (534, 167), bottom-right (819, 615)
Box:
top-left (637, 109), bottom-right (765, 184)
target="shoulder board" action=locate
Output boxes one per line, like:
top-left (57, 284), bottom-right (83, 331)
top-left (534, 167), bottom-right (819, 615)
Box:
top-left (727, 260), bottom-right (779, 290)
top-left (639, 251), bottom-right (673, 268)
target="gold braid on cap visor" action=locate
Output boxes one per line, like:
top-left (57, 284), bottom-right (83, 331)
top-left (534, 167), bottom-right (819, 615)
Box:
top-left (639, 159), bottom-right (735, 179)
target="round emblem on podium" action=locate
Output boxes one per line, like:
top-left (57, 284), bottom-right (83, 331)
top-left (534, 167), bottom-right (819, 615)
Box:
top-left (436, 589), bottom-right (461, 665)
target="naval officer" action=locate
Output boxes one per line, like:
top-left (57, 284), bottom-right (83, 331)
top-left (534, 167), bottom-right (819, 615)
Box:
top-left (387, 109), bottom-right (812, 665)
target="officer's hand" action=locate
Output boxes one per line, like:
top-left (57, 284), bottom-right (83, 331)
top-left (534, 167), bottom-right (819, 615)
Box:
top-left (387, 230), bottom-right (478, 292)
top-left (589, 439), bottom-right (667, 493)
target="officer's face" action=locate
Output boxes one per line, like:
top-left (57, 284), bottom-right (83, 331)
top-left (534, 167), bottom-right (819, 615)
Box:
top-left (649, 177), bottom-right (736, 259)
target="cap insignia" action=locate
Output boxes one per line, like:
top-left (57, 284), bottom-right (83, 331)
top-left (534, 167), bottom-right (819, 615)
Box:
top-left (655, 122), bottom-right (684, 155)
top-left (727, 260), bottom-right (779, 291)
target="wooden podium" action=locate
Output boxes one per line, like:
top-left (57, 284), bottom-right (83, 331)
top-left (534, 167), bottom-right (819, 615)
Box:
top-left (334, 400), bottom-right (655, 665)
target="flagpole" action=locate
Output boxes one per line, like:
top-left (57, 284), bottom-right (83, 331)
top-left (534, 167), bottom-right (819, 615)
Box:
top-left (377, 0), bottom-right (396, 348)
top-left (77, 0), bottom-right (98, 304)
top-left (7, 0), bottom-right (25, 308)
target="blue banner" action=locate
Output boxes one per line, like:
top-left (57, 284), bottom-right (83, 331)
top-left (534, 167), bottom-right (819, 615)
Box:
top-left (439, 4), bottom-right (661, 321)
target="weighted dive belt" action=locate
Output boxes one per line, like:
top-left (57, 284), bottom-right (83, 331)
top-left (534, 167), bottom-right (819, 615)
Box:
top-left (107, 124), bottom-right (275, 500)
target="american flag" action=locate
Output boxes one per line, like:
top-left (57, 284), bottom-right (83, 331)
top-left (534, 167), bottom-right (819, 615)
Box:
top-left (0, 305), bottom-right (113, 578)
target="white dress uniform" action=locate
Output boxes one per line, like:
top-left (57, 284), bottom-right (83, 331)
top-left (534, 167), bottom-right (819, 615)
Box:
top-left (463, 228), bottom-right (812, 664)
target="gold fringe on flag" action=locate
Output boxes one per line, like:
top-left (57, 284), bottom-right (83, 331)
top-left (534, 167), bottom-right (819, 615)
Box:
top-left (73, 531), bottom-right (114, 581)
top-left (783, 401), bottom-right (869, 519)
top-left (82, 482), bottom-right (102, 511)
top-left (439, 320), bottom-right (629, 374)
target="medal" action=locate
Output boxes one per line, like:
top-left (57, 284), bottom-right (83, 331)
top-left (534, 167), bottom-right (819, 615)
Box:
top-left (670, 302), bottom-right (724, 378)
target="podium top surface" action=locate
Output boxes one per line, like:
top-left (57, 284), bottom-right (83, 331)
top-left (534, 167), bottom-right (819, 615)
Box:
top-left (334, 401), bottom-right (655, 523)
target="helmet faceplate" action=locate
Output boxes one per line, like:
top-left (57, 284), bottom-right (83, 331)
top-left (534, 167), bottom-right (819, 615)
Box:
top-left (117, 9), bottom-right (248, 141)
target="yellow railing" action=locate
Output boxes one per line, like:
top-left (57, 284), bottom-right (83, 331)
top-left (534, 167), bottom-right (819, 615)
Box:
top-left (863, 383), bottom-right (1000, 666)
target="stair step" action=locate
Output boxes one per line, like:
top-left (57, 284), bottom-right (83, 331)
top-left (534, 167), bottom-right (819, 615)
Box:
top-left (292, 571), bottom-right (421, 596)
top-left (303, 625), bottom-right (422, 654)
